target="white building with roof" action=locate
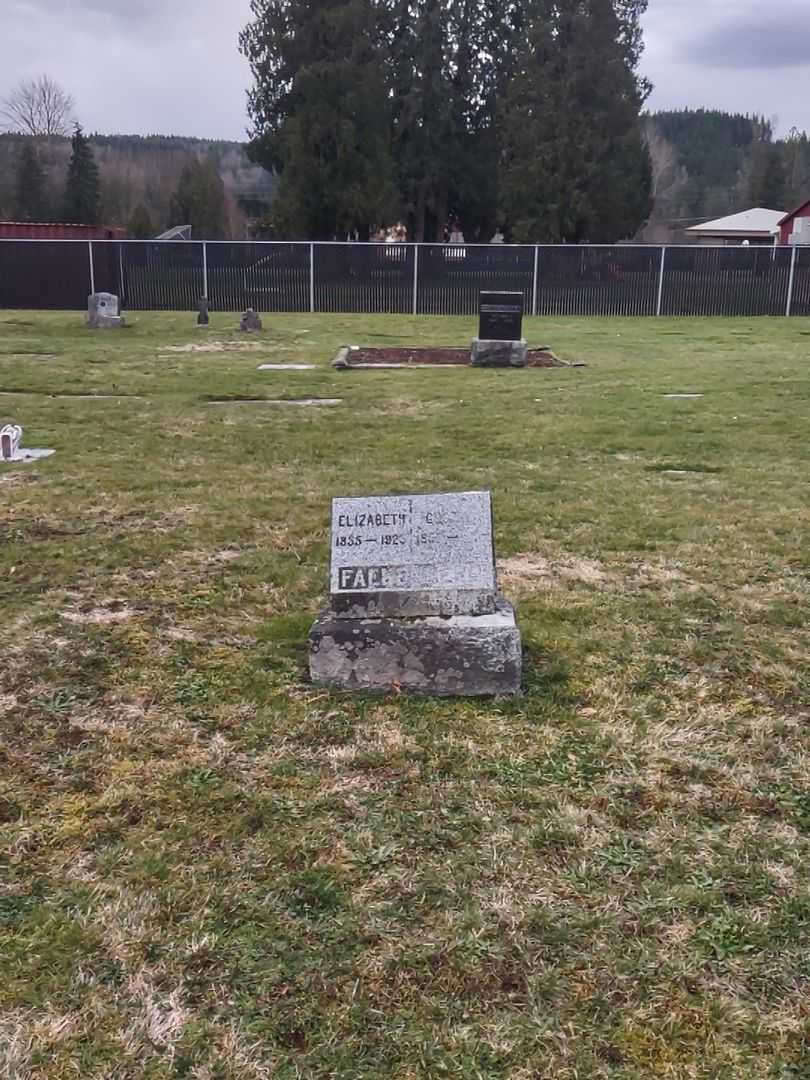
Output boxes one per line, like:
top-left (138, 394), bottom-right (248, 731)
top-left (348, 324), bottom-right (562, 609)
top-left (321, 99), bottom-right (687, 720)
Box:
top-left (685, 208), bottom-right (785, 246)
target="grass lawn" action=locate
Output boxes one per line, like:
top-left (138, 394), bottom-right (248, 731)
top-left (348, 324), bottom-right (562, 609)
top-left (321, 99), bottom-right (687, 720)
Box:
top-left (1, 310), bottom-right (809, 1079)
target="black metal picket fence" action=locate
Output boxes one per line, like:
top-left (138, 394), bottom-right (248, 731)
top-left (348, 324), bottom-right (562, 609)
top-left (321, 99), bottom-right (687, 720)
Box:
top-left (1, 239), bottom-right (809, 317)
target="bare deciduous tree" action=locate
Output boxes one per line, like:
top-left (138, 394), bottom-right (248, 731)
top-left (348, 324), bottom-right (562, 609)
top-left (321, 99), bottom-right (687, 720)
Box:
top-left (1, 75), bottom-right (76, 137)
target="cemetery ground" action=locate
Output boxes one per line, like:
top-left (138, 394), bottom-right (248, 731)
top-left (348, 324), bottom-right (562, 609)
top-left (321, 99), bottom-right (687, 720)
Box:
top-left (1, 309), bottom-right (809, 1080)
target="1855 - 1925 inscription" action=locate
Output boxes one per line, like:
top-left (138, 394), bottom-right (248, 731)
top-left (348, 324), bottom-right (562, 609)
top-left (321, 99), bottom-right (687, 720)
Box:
top-left (330, 491), bottom-right (497, 618)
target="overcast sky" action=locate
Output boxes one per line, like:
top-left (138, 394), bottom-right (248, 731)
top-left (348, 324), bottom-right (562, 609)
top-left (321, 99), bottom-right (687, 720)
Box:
top-left (1, 0), bottom-right (808, 140)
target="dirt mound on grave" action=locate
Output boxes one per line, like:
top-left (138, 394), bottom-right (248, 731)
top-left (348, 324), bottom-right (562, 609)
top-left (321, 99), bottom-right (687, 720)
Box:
top-left (346, 346), bottom-right (568, 367)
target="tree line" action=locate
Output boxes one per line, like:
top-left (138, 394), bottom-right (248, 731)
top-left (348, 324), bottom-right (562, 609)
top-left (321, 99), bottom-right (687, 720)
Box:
top-left (644, 109), bottom-right (810, 237)
top-left (240, 0), bottom-right (653, 242)
top-left (0, 76), bottom-right (272, 236)
top-left (0, 130), bottom-right (269, 238)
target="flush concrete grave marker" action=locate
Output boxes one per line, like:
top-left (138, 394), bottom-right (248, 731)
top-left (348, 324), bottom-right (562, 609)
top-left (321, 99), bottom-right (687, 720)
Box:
top-left (309, 490), bottom-right (521, 696)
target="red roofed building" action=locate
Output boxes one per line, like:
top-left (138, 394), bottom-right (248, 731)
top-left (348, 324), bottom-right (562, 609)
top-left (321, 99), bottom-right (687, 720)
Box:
top-left (0, 222), bottom-right (125, 240)
top-left (779, 199), bottom-right (810, 246)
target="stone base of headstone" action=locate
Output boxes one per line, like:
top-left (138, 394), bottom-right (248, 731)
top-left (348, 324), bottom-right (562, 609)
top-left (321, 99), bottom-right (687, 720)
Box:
top-left (309, 596), bottom-right (521, 697)
top-left (470, 338), bottom-right (528, 367)
top-left (87, 314), bottom-right (125, 330)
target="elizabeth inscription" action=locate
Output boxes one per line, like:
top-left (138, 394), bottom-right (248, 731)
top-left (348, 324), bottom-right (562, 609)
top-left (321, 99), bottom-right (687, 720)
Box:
top-left (330, 491), bottom-right (496, 618)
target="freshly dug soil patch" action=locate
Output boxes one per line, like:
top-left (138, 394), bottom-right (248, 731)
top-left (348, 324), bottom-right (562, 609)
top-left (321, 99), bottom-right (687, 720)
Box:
top-left (343, 346), bottom-right (569, 368)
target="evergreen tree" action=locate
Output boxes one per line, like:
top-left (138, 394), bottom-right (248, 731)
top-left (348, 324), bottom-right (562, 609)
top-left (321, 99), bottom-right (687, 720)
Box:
top-left (169, 158), bottom-right (226, 239)
top-left (387, 0), bottom-right (519, 239)
top-left (498, 0), bottom-right (652, 242)
top-left (240, 0), bottom-right (396, 239)
top-left (127, 203), bottom-right (153, 239)
top-left (748, 139), bottom-right (788, 209)
top-left (62, 125), bottom-right (100, 224)
top-left (14, 141), bottom-right (48, 221)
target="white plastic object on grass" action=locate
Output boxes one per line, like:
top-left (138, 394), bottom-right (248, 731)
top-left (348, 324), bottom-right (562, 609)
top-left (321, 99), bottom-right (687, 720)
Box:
top-left (0, 424), bottom-right (22, 461)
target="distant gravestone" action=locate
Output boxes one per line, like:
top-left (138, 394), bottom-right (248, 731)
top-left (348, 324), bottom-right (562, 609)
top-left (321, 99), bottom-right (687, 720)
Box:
top-left (471, 291), bottom-right (527, 367)
top-left (309, 490), bottom-right (521, 696)
top-left (1, 424), bottom-right (22, 461)
top-left (197, 297), bottom-right (210, 326)
top-left (87, 293), bottom-right (124, 329)
top-left (240, 308), bottom-right (262, 332)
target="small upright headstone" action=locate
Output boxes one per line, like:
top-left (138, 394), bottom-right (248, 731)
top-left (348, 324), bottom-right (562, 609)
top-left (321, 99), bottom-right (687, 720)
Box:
top-left (309, 490), bottom-right (521, 696)
top-left (240, 308), bottom-right (262, 332)
top-left (0, 424), bottom-right (22, 461)
top-left (87, 293), bottom-right (125, 330)
top-left (471, 291), bottom-right (527, 367)
top-left (197, 297), bottom-right (210, 327)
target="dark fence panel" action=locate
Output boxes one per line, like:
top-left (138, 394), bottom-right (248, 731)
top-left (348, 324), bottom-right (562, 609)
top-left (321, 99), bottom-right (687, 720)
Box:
top-left (314, 243), bottom-right (413, 313)
top-left (0, 240), bottom-right (90, 309)
top-left (91, 241), bottom-right (123, 299)
top-left (536, 245), bottom-right (660, 316)
top-left (418, 245), bottom-right (533, 315)
top-left (208, 242), bottom-right (309, 312)
top-left (792, 247), bottom-right (810, 316)
top-left (661, 246), bottom-right (793, 316)
top-left (120, 242), bottom-right (202, 310)
top-left (2, 239), bottom-right (808, 316)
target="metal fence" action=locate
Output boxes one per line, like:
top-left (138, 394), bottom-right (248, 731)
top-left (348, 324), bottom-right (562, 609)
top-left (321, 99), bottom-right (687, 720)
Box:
top-left (1, 239), bottom-right (809, 317)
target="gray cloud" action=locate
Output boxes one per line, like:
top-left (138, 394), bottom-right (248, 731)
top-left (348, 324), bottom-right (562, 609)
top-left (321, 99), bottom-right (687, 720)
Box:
top-left (642, 0), bottom-right (810, 133)
top-left (685, 16), bottom-right (810, 69)
top-left (1, 0), bottom-right (809, 140)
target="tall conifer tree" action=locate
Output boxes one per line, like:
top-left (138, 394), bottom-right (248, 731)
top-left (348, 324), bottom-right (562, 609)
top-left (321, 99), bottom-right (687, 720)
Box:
top-left (240, 0), bottom-right (396, 238)
top-left (62, 125), bottom-right (100, 224)
top-left (499, 0), bottom-right (652, 241)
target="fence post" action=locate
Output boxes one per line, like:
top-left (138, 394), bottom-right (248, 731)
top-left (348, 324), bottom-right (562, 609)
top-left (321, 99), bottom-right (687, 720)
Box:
top-left (656, 246), bottom-right (667, 316)
top-left (786, 246), bottom-right (798, 317)
top-left (118, 243), bottom-right (125, 307)
top-left (309, 243), bottom-right (315, 313)
top-left (532, 245), bottom-right (539, 317)
top-left (412, 243), bottom-right (419, 316)
top-left (201, 241), bottom-right (208, 299)
top-left (88, 240), bottom-right (95, 295)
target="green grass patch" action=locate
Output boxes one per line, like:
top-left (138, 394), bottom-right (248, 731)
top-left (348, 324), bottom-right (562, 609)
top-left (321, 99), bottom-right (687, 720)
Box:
top-left (1, 310), bottom-right (810, 1077)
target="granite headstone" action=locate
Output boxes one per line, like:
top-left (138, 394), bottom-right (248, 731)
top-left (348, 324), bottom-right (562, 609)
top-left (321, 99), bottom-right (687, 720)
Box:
top-left (478, 292), bottom-right (523, 341)
top-left (330, 491), bottom-right (496, 618)
top-left (87, 292), bottom-right (125, 329)
top-left (471, 290), bottom-right (527, 367)
top-left (309, 490), bottom-right (521, 696)
top-left (240, 308), bottom-right (262, 332)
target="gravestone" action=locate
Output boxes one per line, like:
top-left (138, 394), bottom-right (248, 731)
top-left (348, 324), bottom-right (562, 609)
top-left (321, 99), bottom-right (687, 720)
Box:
top-left (1, 424), bottom-right (22, 461)
top-left (240, 308), bottom-right (262, 332)
top-left (471, 291), bottom-right (527, 367)
top-left (309, 491), bottom-right (521, 696)
top-left (197, 297), bottom-right (210, 326)
top-left (87, 292), bottom-right (124, 329)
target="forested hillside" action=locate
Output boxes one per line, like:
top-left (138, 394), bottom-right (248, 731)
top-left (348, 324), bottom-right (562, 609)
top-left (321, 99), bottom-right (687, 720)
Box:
top-left (645, 109), bottom-right (810, 240)
top-left (0, 133), bottom-right (274, 237)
